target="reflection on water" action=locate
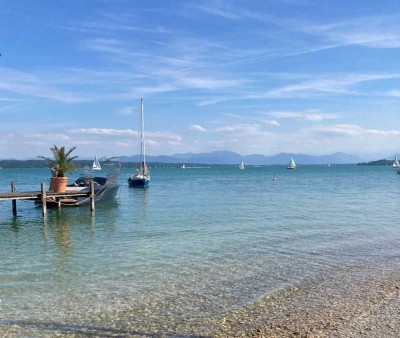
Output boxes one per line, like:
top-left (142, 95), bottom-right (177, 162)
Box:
top-left (129, 186), bottom-right (149, 212)
top-left (45, 211), bottom-right (72, 266)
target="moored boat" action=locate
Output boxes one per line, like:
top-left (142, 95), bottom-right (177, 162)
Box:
top-left (128, 98), bottom-right (150, 188)
top-left (36, 176), bottom-right (119, 207)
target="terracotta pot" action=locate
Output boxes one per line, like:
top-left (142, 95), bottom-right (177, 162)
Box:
top-left (50, 176), bottom-right (68, 193)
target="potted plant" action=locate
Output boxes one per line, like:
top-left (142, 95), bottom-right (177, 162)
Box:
top-left (38, 145), bottom-right (78, 192)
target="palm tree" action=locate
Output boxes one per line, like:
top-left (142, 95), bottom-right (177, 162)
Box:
top-left (38, 145), bottom-right (78, 177)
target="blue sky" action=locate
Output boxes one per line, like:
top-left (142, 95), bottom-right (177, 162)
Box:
top-left (1, 0), bottom-right (400, 160)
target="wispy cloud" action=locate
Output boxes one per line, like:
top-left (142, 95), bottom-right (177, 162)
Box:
top-left (385, 89), bottom-right (400, 97)
top-left (193, 4), bottom-right (241, 20)
top-left (300, 14), bottom-right (400, 48)
top-left (222, 112), bottom-right (242, 118)
top-left (264, 120), bottom-right (280, 126)
top-left (0, 68), bottom-right (88, 103)
top-left (253, 73), bottom-right (400, 99)
top-left (266, 110), bottom-right (339, 121)
top-left (214, 123), bottom-right (267, 136)
top-left (190, 124), bottom-right (207, 132)
top-left (310, 124), bottom-right (400, 137)
top-left (67, 128), bottom-right (135, 136)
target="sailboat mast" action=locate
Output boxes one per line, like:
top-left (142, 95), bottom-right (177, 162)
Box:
top-left (140, 98), bottom-right (146, 172)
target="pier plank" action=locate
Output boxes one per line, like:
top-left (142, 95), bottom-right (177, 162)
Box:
top-left (0, 190), bottom-right (89, 201)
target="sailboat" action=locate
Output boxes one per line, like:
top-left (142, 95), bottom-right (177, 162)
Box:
top-left (128, 98), bottom-right (150, 188)
top-left (92, 156), bottom-right (101, 170)
top-left (392, 155), bottom-right (400, 168)
top-left (239, 161), bottom-right (245, 170)
top-left (287, 157), bottom-right (296, 169)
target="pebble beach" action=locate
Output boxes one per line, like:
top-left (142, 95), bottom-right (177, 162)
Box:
top-left (216, 260), bottom-right (400, 338)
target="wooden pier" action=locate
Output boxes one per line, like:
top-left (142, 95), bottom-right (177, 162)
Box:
top-left (0, 181), bottom-right (96, 218)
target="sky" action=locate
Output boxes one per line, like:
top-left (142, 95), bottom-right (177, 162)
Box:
top-left (1, 0), bottom-right (400, 161)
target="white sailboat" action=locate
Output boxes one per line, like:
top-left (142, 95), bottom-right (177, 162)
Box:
top-left (239, 161), bottom-right (245, 169)
top-left (287, 157), bottom-right (296, 169)
top-left (392, 155), bottom-right (400, 168)
top-left (92, 156), bottom-right (101, 170)
top-left (128, 98), bottom-right (150, 188)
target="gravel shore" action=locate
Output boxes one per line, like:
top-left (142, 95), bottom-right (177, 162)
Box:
top-left (215, 261), bottom-right (400, 337)
top-left (1, 260), bottom-right (399, 337)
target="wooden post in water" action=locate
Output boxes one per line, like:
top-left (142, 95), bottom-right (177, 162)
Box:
top-left (90, 180), bottom-right (95, 212)
top-left (41, 182), bottom-right (47, 218)
top-left (11, 182), bottom-right (17, 216)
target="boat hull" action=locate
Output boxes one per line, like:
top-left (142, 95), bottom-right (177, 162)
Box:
top-left (128, 177), bottom-right (149, 188)
top-left (36, 177), bottom-right (120, 208)
top-left (92, 183), bottom-right (120, 202)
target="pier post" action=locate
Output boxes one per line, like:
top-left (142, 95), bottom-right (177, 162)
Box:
top-left (90, 180), bottom-right (95, 213)
top-left (41, 182), bottom-right (47, 218)
top-left (11, 182), bottom-right (17, 216)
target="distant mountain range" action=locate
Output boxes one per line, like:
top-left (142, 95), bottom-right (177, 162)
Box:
top-left (118, 151), bottom-right (363, 165)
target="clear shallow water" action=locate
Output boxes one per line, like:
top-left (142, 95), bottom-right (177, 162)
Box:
top-left (0, 165), bottom-right (399, 331)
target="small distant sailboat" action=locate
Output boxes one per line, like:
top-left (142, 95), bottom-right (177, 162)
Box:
top-left (287, 157), bottom-right (296, 169)
top-left (181, 164), bottom-right (186, 169)
top-left (239, 161), bottom-right (245, 170)
top-left (128, 98), bottom-right (150, 188)
top-left (92, 156), bottom-right (101, 170)
top-left (392, 155), bottom-right (400, 168)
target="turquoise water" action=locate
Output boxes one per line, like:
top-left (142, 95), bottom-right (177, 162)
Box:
top-left (1, 165), bottom-right (399, 333)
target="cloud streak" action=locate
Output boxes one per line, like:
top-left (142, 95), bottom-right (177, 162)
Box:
top-left (310, 124), bottom-right (400, 137)
top-left (190, 124), bottom-right (207, 132)
top-left (265, 110), bottom-right (339, 121)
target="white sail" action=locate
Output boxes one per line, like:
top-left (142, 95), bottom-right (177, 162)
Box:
top-left (392, 156), bottom-right (400, 168)
top-left (92, 156), bottom-right (101, 170)
top-left (287, 157), bottom-right (296, 169)
top-left (239, 161), bottom-right (245, 169)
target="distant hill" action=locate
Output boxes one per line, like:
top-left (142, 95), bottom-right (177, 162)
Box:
top-left (357, 159), bottom-right (393, 166)
top-left (0, 151), bottom-right (365, 167)
top-left (118, 151), bottom-right (363, 165)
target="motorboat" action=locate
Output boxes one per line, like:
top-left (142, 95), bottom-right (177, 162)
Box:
top-left (36, 176), bottom-right (119, 207)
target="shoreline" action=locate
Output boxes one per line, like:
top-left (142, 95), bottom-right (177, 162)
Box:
top-left (215, 260), bottom-right (400, 337)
